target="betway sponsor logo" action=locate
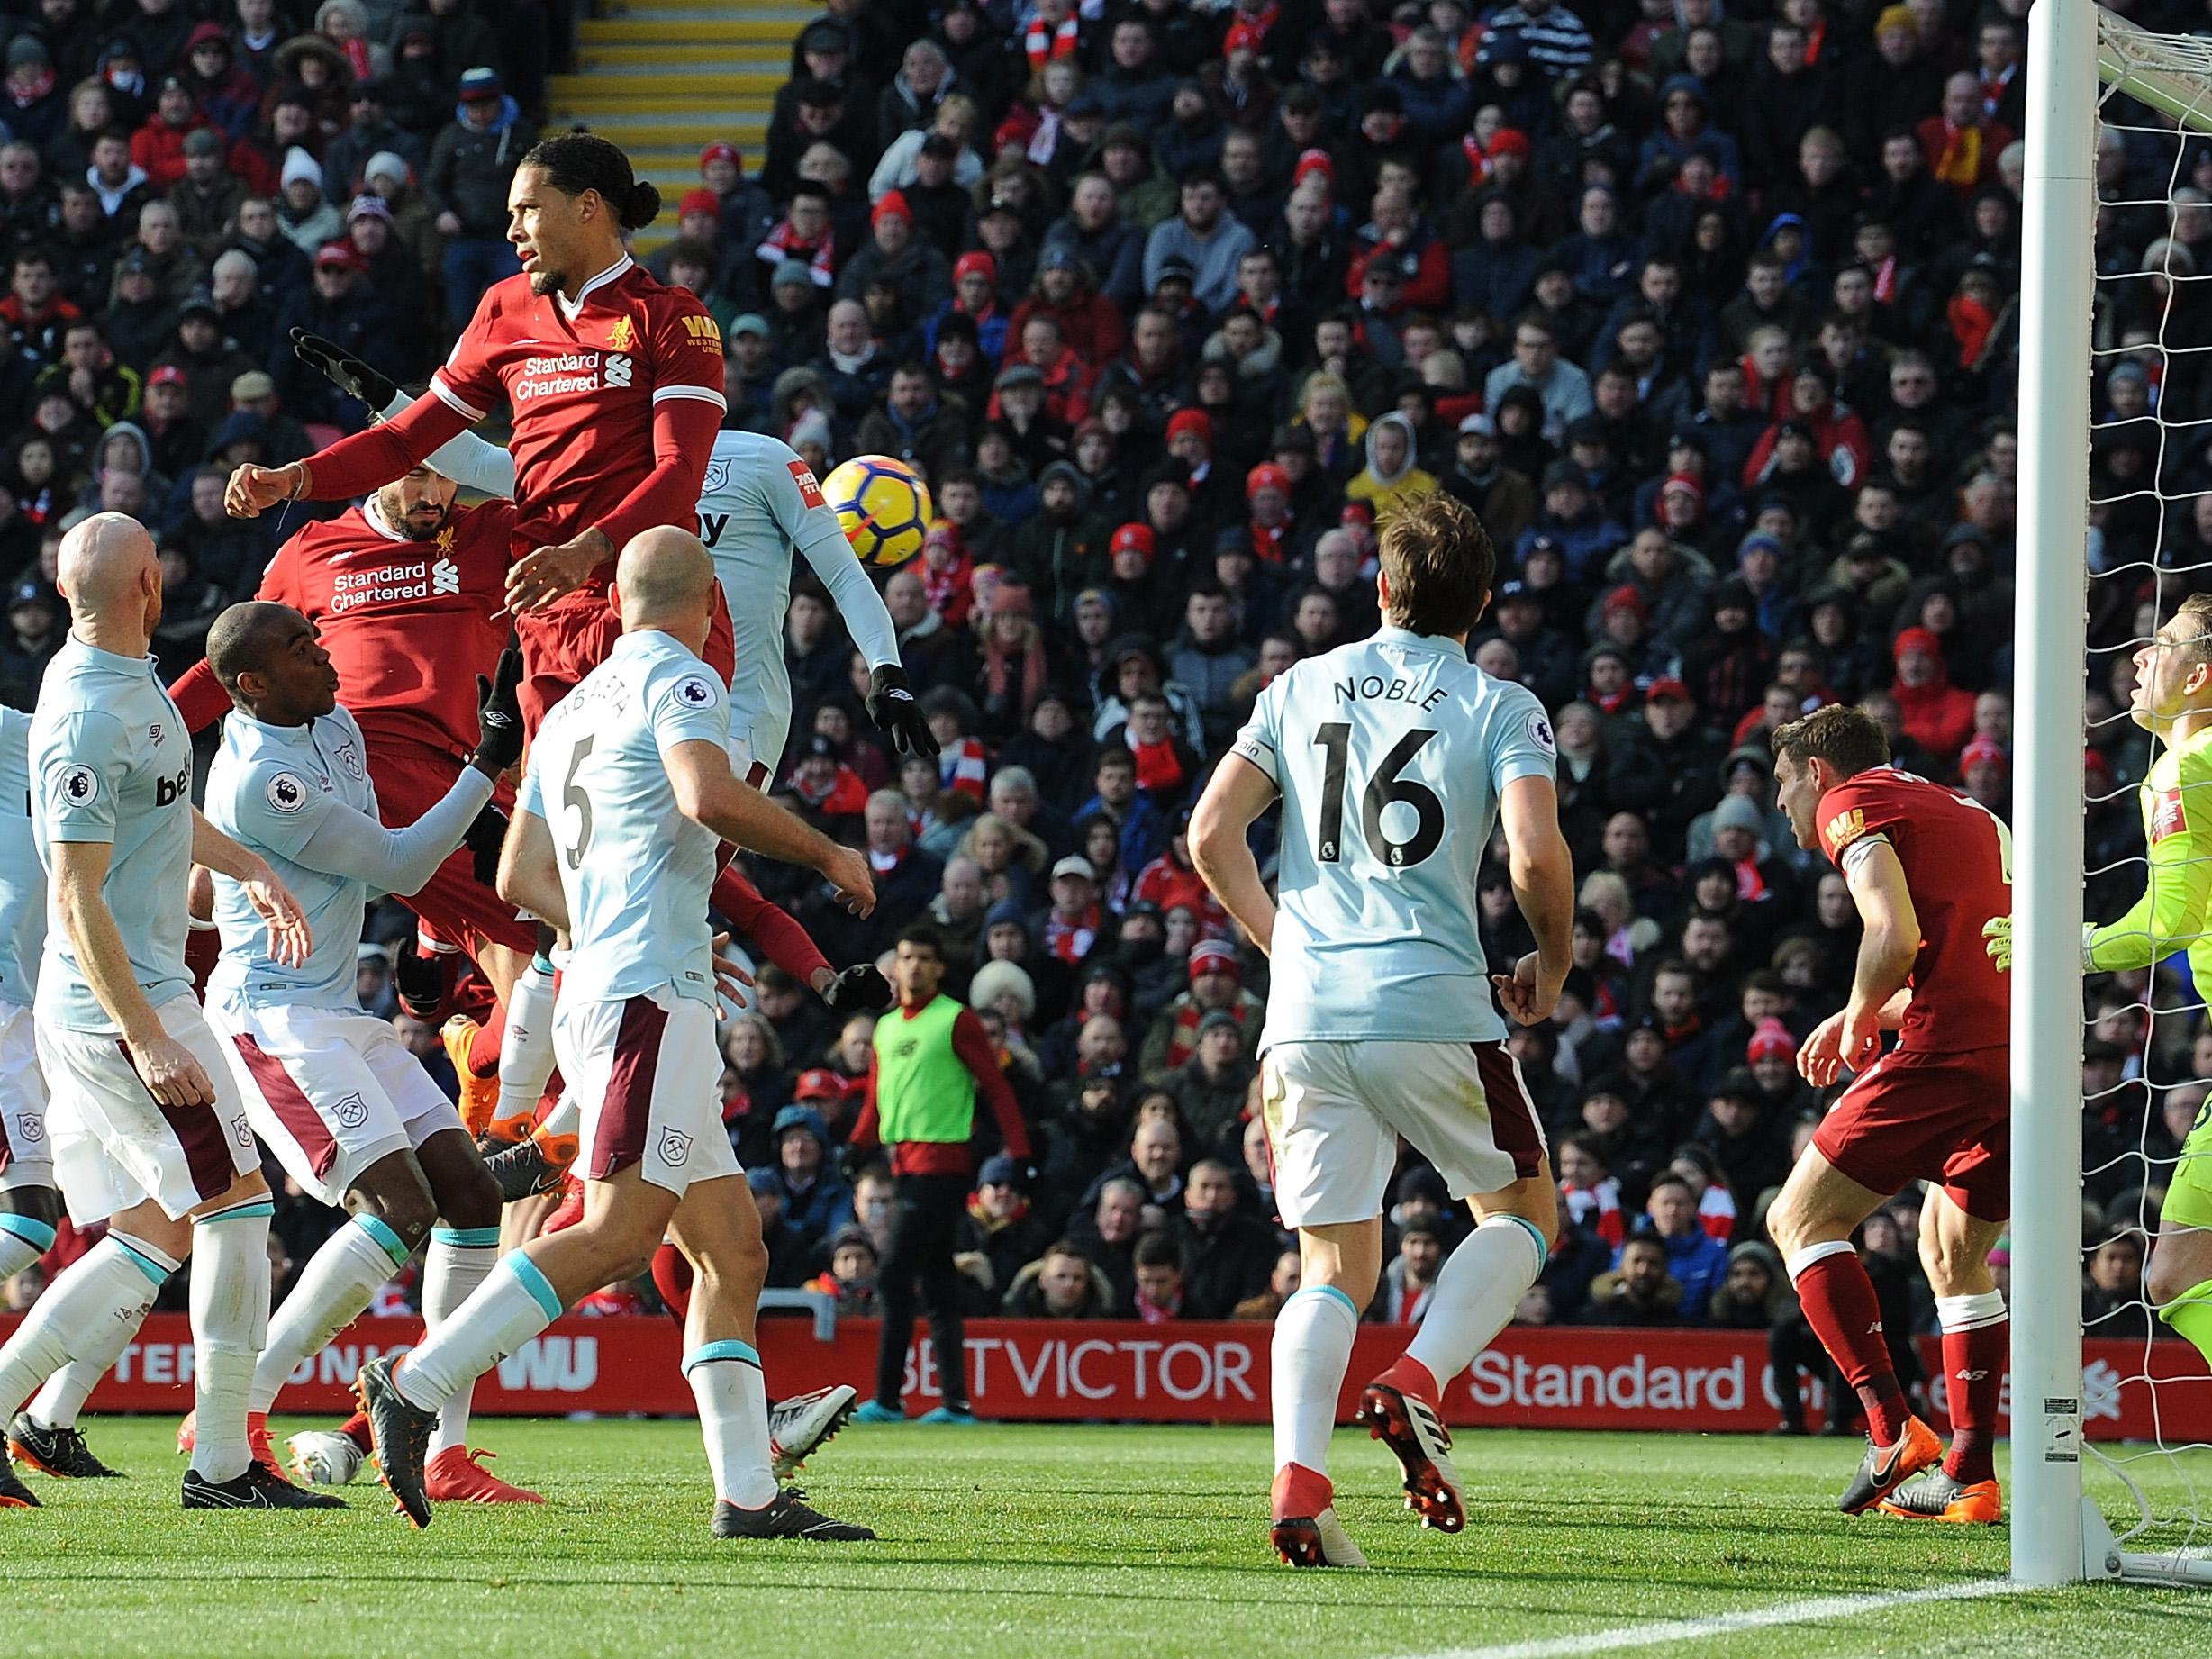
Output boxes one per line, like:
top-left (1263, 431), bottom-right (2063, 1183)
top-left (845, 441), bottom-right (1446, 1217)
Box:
top-left (515, 351), bottom-right (630, 402)
top-left (1465, 1349), bottom-right (1747, 1413)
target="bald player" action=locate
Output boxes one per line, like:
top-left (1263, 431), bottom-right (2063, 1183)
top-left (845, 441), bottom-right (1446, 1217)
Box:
top-left (0, 514), bottom-right (325, 1512)
top-left (356, 529), bottom-right (878, 1540)
top-left (186, 602), bottom-right (537, 1503)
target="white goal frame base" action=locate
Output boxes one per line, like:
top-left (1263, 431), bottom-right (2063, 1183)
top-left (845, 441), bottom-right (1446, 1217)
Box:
top-left (2081, 1500), bottom-right (2212, 1586)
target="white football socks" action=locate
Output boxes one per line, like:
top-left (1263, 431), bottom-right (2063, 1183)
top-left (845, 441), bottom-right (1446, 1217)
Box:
top-left (188, 1197), bottom-right (273, 1482)
top-left (494, 958), bottom-right (558, 1124)
top-left (1404, 1215), bottom-right (1547, 1391)
top-left (249, 1214), bottom-right (409, 1415)
top-left (0, 1233), bottom-right (173, 1423)
top-left (0, 1214), bottom-right (53, 1285)
top-left (684, 1340), bottom-right (777, 1509)
top-left (396, 1252), bottom-right (561, 1413)
top-left (422, 1226), bottom-right (499, 1455)
top-left (1272, 1284), bottom-right (1359, 1478)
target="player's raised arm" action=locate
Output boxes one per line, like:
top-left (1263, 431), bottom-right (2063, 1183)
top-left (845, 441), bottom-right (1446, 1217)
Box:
top-left (225, 388), bottom-right (476, 518)
top-left (773, 448), bottom-right (936, 757)
top-left (1492, 774), bottom-right (1573, 1026)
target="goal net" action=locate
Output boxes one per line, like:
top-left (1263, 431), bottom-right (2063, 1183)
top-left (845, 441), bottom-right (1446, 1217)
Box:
top-left (2015, 0), bottom-right (2212, 1588)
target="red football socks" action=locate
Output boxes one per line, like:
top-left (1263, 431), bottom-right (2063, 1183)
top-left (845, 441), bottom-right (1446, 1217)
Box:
top-left (1793, 1250), bottom-right (1910, 1445)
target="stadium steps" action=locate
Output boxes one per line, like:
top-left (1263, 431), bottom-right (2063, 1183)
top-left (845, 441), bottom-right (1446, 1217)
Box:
top-left (549, 2), bottom-right (811, 253)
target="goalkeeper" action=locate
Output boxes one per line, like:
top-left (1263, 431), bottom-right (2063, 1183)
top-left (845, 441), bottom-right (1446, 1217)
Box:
top-left (1989, 594), bottom-right (2212, 1363)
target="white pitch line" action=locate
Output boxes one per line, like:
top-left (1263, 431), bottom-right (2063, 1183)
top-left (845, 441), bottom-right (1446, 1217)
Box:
top-left (1389, 1577), bottom-right (2017, 1659)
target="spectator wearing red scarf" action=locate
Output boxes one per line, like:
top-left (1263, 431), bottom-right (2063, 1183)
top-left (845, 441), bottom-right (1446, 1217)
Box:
top-left (1245, 462), bottom-right (1294, 564)
top-left (1038, 855), bottom-right (1115, 964)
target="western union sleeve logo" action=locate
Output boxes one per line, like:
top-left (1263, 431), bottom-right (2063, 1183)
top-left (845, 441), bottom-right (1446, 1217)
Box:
top-left (606, 315), bottom-right (637, 351)
top-left (681, 314), bottom-right (723, 355)
top-left (1824, 807), bottom-right (1866, 852)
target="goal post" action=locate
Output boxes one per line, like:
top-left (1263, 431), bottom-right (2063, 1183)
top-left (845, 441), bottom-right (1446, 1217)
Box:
top-left (2017, 0), bottom-right (2212, 1590)
top-left (2011, 0), bottom-right (2096, 1592)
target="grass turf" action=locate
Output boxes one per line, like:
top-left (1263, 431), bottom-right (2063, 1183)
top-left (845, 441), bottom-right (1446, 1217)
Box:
top-left (6, 1419), bottom-right (2209, 1658)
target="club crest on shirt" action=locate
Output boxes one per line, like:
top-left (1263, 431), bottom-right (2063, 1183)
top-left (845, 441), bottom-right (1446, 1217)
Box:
top-left (333, 739), bottom-right (363, 779)
top-left (332, 1092), bottom-right (369, 1129)
top-left (2153, 788), bottom-right (2188, 845)
top-left (606, 315), bottom-right (637, 352)
top-left (1824, 806), bottom-right (1866, 852)
top-left (15, 1111), bottom-right (43, 1144)
top-left (658, 1128), bottom-right (693, 1167)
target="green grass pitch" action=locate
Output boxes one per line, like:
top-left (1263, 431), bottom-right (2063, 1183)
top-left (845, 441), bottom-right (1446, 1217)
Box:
top-left (7, 1419), bottom-right (2208, 1658)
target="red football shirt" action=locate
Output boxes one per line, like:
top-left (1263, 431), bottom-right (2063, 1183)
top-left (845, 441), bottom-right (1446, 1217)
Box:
top-left (430, 257), bottom-right (727, 578)
top-left (1815, 766), bottom-right (2012, 1055)
top-left (169, 499), bottom-right (517, 759)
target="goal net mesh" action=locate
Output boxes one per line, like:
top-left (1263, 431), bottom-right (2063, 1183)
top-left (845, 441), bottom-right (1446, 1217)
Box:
top-left (2081, 6), bottom-right (2212, 1579)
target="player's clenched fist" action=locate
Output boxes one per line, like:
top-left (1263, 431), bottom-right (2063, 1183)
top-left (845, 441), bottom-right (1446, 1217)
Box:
top-left (1981, 915), bottom-right (2011, 973)
top-left (227, 461), bottom-right (304, 518)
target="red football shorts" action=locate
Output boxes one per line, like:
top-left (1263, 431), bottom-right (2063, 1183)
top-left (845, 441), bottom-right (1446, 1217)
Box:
top-left (365, 734), bottom-right (537, 962)
top-left (1812, 1044), bottom-right (2009, 1220)
top-left (514, 589), bottom-right (737, 735)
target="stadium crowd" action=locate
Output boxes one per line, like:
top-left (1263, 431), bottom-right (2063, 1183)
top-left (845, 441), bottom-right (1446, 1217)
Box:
top-left (0, 0), bottom-right (2197, 1429)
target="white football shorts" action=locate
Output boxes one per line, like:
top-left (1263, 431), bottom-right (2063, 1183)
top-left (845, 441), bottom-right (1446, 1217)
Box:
top-left (35, 996), bottom-right (258, 1225)
top-left (1260, 1038), bottom-right (1551, 1229)
top-left (556, 984), bottom-right (739, 1199)
top-left (206, 996), bottom-right (462, 1208)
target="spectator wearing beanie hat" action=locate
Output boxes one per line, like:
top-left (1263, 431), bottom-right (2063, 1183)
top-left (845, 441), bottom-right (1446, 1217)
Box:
top-left (1139, 938), bottom-right (1263, 1075)
top-left (835, 187), bottom-right (952, 314)
top-left (1958, 733), bottom-right (2008, 814)
top-left (1008, 244), bottom-right (1123, 374)
top-left (927, 249), bottom-right (1008, 364)
top-left (696, 139), bottom-right (775, 249)
top-left (1890, 623), bottom-right (1976, 766)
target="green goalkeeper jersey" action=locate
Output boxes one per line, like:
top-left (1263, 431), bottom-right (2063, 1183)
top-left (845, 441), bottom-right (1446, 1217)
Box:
top-left (2087, 723), bottom-right (2212, 984)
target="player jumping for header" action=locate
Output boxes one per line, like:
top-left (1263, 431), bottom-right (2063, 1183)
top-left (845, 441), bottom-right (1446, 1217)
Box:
top-left (1986, 592), bottom-right (2212, 1372)
top-left (355, 528), bottom-right (878, 1538)
top-left (1190, 492), bottom-right (1574, 1566)
top-left (1764, 703), bottom-right (2014, 1526)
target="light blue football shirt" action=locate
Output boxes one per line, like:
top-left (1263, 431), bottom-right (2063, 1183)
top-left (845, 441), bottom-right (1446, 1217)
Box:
top-left (1232, 626), bottom-right (1558, 1050)
top-left (695, 431), bottom-right (902, 771)
top-left (0, 707), bottom-right (44, 1005)
top-left (518, 630), bottom-right (729, 1009)
top-left (30, 636), bottom-right (195, 1030)
top-left (204, 703), bottom-right (492, 1010)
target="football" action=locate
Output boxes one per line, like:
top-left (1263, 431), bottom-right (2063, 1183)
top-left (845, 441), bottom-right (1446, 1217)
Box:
top-left (823, 454), bottom-right (933, 570)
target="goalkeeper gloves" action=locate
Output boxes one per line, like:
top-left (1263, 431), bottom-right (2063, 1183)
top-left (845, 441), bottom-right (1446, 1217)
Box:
top-left (1981, 914), bottom-right (2102, 974)
top-left (821, 962), bottom-right (893, 1012)
top-left (290, 327), bottom-right (397, 412)
top-left (866, 663), bottom-right (938, 757)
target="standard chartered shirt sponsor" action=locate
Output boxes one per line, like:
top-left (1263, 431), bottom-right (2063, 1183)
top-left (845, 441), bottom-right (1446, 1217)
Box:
top-left (329, 555), bottom-right (461, 611)
top-left (513, 350), bottom-right (633, 401)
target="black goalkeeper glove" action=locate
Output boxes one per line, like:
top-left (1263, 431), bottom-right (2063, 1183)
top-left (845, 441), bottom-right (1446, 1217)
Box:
top-left (866, 663), bottom-right (938, 757)
top-left (472, 647), bottom-right (525, 773)
top-left (291, 326), bottom-right (397, 412)
top-left (821, 962), bottom-right (893, 1012)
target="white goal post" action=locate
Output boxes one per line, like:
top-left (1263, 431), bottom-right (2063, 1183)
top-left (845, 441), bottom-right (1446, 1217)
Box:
top-left (2017, 0), bottom-right (2212, 1589)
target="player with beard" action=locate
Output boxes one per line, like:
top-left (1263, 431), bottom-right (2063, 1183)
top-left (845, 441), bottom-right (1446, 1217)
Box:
top-left (168, 464), bottom-right (559, 1141)
top-left (220, 133), bottom-right (889, 1153)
